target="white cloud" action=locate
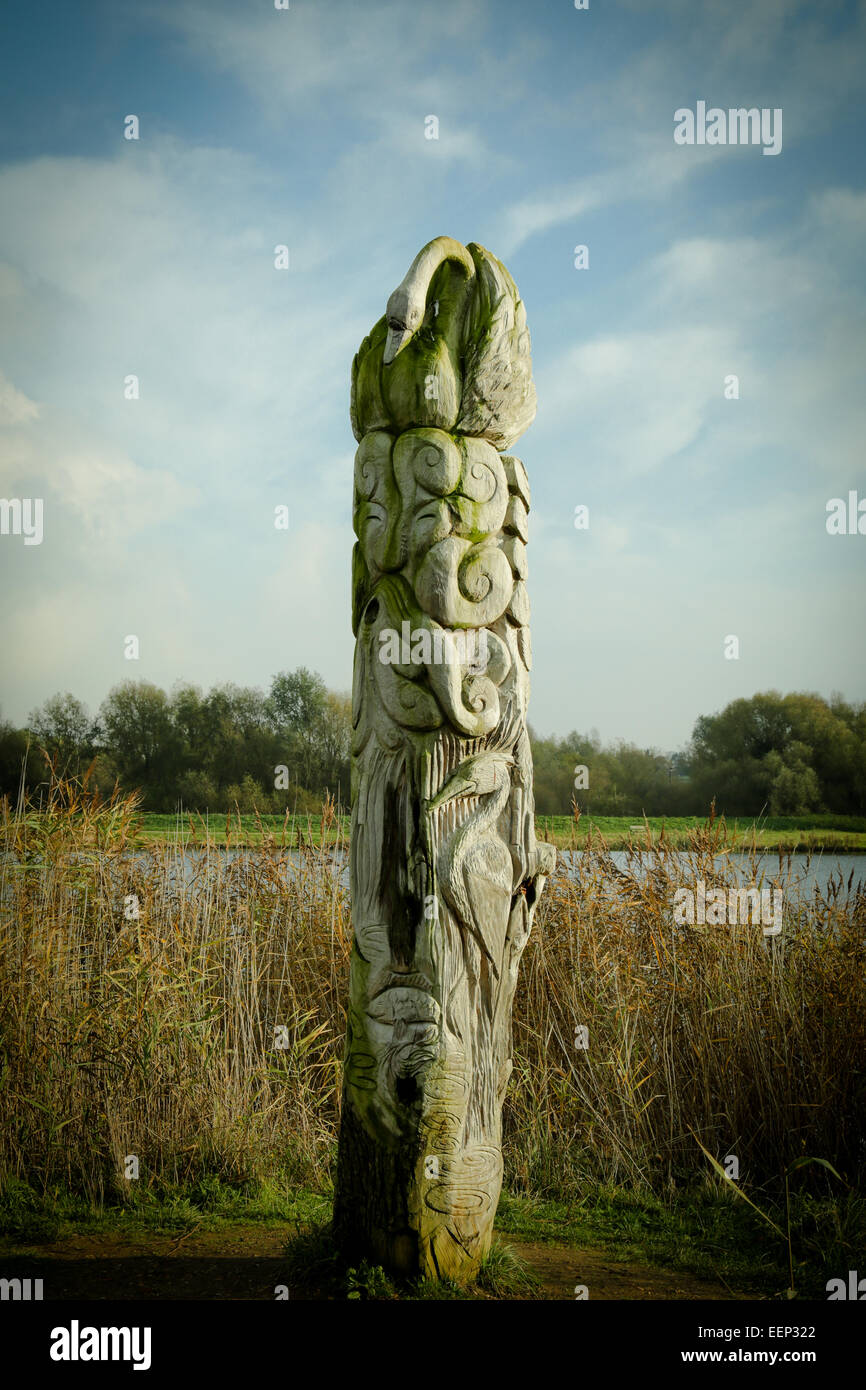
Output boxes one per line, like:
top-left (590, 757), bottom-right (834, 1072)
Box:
top-left (154, 0), bottom-right (489, 111)
top-left (539, 326), bottom-right (742, 477)
top-left (1, 0), bottom-right (864, 746)
top-left (496, 147), bottom-right (714, 257)
top-left (0, 371), bottom-right (38, 427)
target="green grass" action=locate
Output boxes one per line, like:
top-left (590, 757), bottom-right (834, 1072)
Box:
top-left (2, 1179), bottom-right (860, 1301)
top-left (476, 1238), bottom-right (541, 1297)
top-left (131, 811), bottom-right (866, 851)
top-left (0, 1172), bottom-right (331, 1243)
top-left (536, 814), bottom-right (866, 851)
top-left (494, 1185), bottom-right (866, 1300)
top-left (134, 810), bottom-right (350, 847)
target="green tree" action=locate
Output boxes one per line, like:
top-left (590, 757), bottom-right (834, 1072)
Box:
top-left (0, 716), bottom-right (31, 802)
top-left (268, 669), bottom-right (350, 803)
top-left (268, 668), bottom-right (328, 733)
top-left (687, 691), bottom-right (866, 816)
top-left (27, 692), bottom-right (97, 777)
top-left (99, 681), bottom-right (179, 807)
top-left (764, 742), bottom-right (822, 815)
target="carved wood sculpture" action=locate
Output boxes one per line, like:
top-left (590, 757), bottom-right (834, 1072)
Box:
top-left (333, 236), bottom-right (555, 1281)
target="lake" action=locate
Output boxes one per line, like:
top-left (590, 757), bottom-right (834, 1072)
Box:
top-left (142, 845), bottom-right (866, 905)
top-left (558, 850), bottom-right (866, 901)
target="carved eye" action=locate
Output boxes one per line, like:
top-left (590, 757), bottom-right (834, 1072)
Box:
top-left (364, 598), bottom-right (380, 624)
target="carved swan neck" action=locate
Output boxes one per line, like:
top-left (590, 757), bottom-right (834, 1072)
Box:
top-left (383, 236), bottom-right (476, 365)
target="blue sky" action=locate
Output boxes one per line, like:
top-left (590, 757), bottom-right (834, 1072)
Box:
top-left (1, 0), bottom-right (864, 749)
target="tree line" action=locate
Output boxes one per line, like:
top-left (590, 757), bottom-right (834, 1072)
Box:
top-left (1, 679), bottom-right (864, 819)
top-left (0, 670), bottom-right (351, 814)
top-left (532, 691), bottom-right (866, 818)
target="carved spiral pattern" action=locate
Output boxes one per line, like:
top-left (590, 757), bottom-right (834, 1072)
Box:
top-left (337, 236), bottom-right (554, 1286)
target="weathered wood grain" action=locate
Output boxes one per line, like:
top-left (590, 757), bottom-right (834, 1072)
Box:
top-left (334, 237), bottom-right (554, 1281)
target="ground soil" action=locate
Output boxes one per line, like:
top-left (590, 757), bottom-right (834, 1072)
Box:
top-left (0, 1223), bottom-right (742, 1300)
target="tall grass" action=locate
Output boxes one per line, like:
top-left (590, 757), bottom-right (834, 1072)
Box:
top-left (509, 817), bottom-right (866, 1197)
top-left (0, 775), bottom-right (347, 1202)
top-left (1, 778), bottom-right (863, 1207)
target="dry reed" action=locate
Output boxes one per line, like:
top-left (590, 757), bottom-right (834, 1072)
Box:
top-left (1, 780), bottom-right (863, 1204)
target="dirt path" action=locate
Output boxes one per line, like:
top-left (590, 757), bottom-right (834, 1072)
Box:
top-left (0, 1225), bottom-right (739, 1300)
top-left (0, 1225), bottom-right (297, 1301)
top-left (512, 1240), bottom-right (737, 1300)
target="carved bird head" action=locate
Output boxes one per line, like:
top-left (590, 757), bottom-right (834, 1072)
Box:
top-left (383, 285), bottom-right (424, 365)
top-left (381, 236), bottom-right (475, 367)
top-left (427, 749), bottom-right (514, 813)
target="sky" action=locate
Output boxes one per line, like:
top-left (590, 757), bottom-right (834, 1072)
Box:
top-left (0, 0), bottom-right (864, 751)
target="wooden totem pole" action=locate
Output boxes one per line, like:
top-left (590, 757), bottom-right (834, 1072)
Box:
top-left (333, 236), bottom-right (555, 1281)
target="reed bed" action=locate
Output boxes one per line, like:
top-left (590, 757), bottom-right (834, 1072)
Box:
top-left (509, 818), bottom-right (866, 1196)
top-left (1, 780), bottom-right (863, 1206)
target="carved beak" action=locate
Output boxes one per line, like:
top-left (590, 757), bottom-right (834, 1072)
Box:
top-left (383, 318), bottom-right (411, 365)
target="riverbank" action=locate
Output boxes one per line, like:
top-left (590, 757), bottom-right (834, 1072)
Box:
top-left (128, 811), bottom-right (866, 852)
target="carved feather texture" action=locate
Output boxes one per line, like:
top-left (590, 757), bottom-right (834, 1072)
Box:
top-left (455, 243), bottom-right (537, 451)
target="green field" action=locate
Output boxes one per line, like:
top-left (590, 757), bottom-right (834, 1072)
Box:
top-left (536, 814), bottom-right (866, 852)
top-left (131, 811), bottom-right (866, 851)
